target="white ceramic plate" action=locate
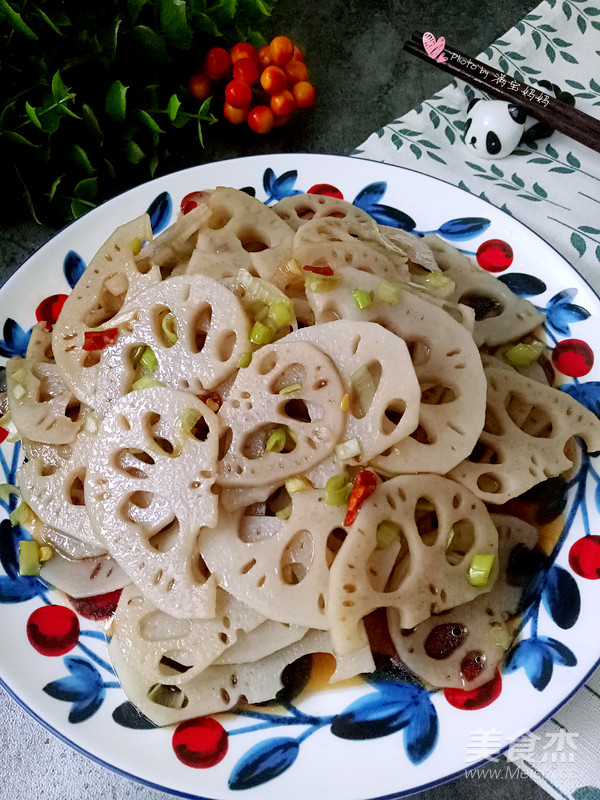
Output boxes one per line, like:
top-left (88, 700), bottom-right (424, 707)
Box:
top-left (2, 153), bottom-right (600, 800)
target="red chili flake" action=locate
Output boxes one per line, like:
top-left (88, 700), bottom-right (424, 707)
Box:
top-left (303, 265), bottom-right (334, 276)
top-left (82, 328), bottom-right (119, 351)
top-left (198, 392), bottom-right (222, 412)
top-left (344, 470), bottom-right (378, 526)
top-left (0, 427), bottom-right (8, 444)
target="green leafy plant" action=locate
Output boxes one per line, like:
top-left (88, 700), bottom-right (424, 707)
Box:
top-left (0, 0), bottom-right (278, 223)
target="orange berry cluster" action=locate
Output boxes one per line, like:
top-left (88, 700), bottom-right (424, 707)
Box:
top-left (188, 36), bottom-right (316, 134)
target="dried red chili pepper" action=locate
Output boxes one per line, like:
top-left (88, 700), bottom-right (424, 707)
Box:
top-left (344, 469), bottom-right (378, 526)
top-left (303, 265), bottom-right (334, 276)
top-left (82, 328), bottom-right (119, 351)
top-left (0, 427), bottom-right (8, 444)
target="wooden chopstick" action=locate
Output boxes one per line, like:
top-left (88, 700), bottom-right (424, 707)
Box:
top-left (403, 32), bottom-right (600, 153)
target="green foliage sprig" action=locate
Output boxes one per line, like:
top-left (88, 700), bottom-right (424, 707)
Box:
top-left (0, 0), bottom-right (278, 223)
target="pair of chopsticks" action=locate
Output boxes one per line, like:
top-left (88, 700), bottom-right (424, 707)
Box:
top-left (403, 31), bottom-right (600, 154)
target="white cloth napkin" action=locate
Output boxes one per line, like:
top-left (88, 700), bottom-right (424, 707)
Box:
top-left (353, 3), bottom-right (600, 798)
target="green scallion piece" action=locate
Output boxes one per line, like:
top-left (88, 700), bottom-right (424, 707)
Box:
top-left (374, 280), bottom-right (401, 305)
top-left (304, 273), bottom-right (341, 293)
top-left (238, 352), bottom-right (252, 368)
top-left (279, 383), bottom-right (302, 395)
top-left (140, 345), bottom-right (158, 372)
top-left (352, 289), bottom-right (372, 309)
top-left (161, 312), bottom-right (178, 345)
top-left (269, 301), bottom-right (292, 329)
top-left (0, 484), bottom-right (19, 503)
top-left (504, 340), bottom-right (545, 368)
top-left (131, 238), bottom-right (143, 256)
top-left (376, 520), bottom-right (401, 550)
top-left (422, 272), bottom-right (453, 290)
top-left (180, 408), bottom-right (203, 437)
top-left (266, 428), bottom-right (287, 453)
top-left (325, 473), bottom-right (353, 506)
top-left (468, 554), bottom-right (495, 586)
top-left (9, 502), bottom-right (32, 528)
top-left (250, 321), bottom-right (275, 346)
top-left (19, 540), bottom-right (40, 576)
top-left (132, 376), bottom-right (164, 390)
top-left (275, 504), bottom-right (293, 521)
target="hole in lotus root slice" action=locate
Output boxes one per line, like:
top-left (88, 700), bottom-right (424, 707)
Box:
top-left (84, 387), bottom-right (220, 619)
top-left (217, 340), bottom-right (345, 487)
top-left (17, 436), bottom-right (102, 549)
top-left (6, 358), bottom-right (83, 445)
top-left (422, 234), bottom-right (544, 347)
top-left (113, 448), bottom-right (155, 479)
top-left (445, 519), bottom-right (475, 566)
top-left (327, 474), bottom-right (499, 657)
top-left (52, 213), bottom-right (159, 406)
top-left (388, 514), bottom-right (538, 690)
top-left (111, 585), bottom-right (266, 687)
top-left (285, 321), bottom-right (420, 463)
top-left (89, 275), bottom-right (250, 414)
top-left (307, 269), bottom-right (486, 475)
top-left (199, 488), bottom-right (347, 629)
top-left (448, 366), bottom-right (600, 504)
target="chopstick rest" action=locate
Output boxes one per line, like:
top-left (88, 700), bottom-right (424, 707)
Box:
top-left (463, 99), bottom-right (527, 159)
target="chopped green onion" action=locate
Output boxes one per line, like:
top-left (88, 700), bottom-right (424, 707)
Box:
top-left (269, 301), bottom-right (292, 328)
top-left (376, 520), bottom-right (401, 550)
top-left (285, 476), bottom-right (312, 494)
top-left (275, 504), bottom-right (293, 521)
top-left (12, 384), bottom-right (26, 401)
top-left (413, 272), bottom-right (456, 298)
top-left (131, 237), bottom-right (143, 256)
top-left (266, 428), bottom-right (288, 453)
top-left (237, 268), bottom-right (286, 307)
top-left (374, 280), bottom-right (401, 305)
top-left (19, 540), bottom-right (40, 576)
top-left (10, 367), bottom-right (27, 383)
top-left (468, 554), bottom-right (495, 586)
top-left (9, 502), bottom-right (33, 528)
top-left (140, 345), bottom-right (158, 372)
top-left (0, 484), bottom-right (19, 503)
top-left (504, 340), bottom-right (545, 367)
top-left (350, 364), bottom-right (378, 418)
top-left (39, 545), bottom-right (53, 563)
top-left (132, 376), bottom-right (164, 390)
top-left (238, 352), bottom-right (252, 368)
top-left (325, 473), bottom-right (353, 506)
top-left (250, 321), bottom-right (275, 346)
top-left (279, 383), bottom-right (302, 395)
top-left (335, 437), bottom-right (362, 461)
top-left (161, 312), bottom-right (178, 345)
top-left (304, 273), bottom-right (341, 293)
top-left (130, 344), bottom-right (145, 366)
top-left (181, 408), bottom-right (203, 437)
top-left (340, 393), bottom-right (350, 412)
top-left (352, 289), bottom-right (372, 309)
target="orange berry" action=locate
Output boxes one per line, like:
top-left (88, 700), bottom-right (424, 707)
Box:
top-left (205, 47), bottom-right (232, 80)
top-left (292, 80), bottom-right (315, 109)
top-left (270, 88), bottom-right (296, 117)
top-left (258, 45), bottom-right (273, 68)
top-left (248, 105), bottom-right (274, 133)
top-left (188, 73), bottom-right (212, 101)
top-left (231, 42), bottom-right (258, 63)
top-left (260, 65), bottom-right (287, 94)
top-left (223, 101), bottom-right (250, 125)
top-left (225, 79), bottom-right (252, 109)
top-left (233, 57), bottom-right (260, 85)
top-left (269, 35), bottom-right (294, 66)
top-left (284, 58), bottom-right (308, 85)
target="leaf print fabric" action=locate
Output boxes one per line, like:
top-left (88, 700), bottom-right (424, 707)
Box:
top-left (353, 0), bottom-right (600, 292)
top-left (353, 3), bottom-right (600, 799)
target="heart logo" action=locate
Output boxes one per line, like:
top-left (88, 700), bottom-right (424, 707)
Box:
top-left (422, 32), bottom-right (448, 63)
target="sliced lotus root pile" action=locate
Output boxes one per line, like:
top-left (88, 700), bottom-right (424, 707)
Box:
top-left (307, 267), bottom-right (487, 474)
top-left (108, 628), bottom-right (374, 726)
top-left (389, 514), bottom-right (539, 690)
top-left (274, 193), bottom-right (381, 237)
top-left (85, 387), bottom-right (220, 619)
top-left (286, 321), bottom-right (420, 463)
top-left (423, 234), bottom-right (544, 347)
top-left (18, 434), bottom-right (102, 550)
top-left (89, 275), bottom-right (250, 414)
top-left (6, 357), bottom-right (82, 444)
top-left (111, 585), bottom-right (267, 686)
top-left (200, 487), bottom-right (349, 629)
top-left (327, 474), bottom-right (499, 656)
top-left (52, 213), bottom-right (160, 406)
top-left (181, 187), bottom-right (293, 282)
top-left (40, 551), bottom-right (130, 599)
top-left (217, 340), bottom-right (345, 486)
top-left (449, 366), bottom-right (600, 504)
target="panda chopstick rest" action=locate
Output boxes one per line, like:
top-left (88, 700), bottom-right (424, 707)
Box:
top-left (403, 32), bottom-right (600, 155)
top-left (463, 99), bottom-right (527, 159)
